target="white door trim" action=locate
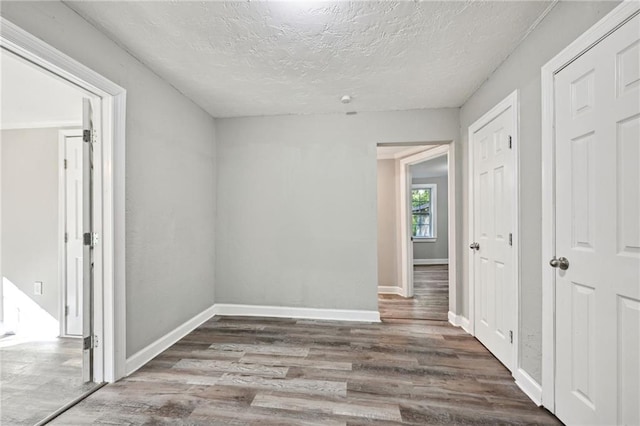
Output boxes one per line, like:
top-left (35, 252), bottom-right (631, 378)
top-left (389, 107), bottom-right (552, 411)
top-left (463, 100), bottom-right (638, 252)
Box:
top-left (397, 143), bottom-right (457, 314)
top-left (540, 1), bottom-right (640, 412)
top-left (58, 128), bottom-right (83, 338)
top-left (0, 16), bottom-right (127, 382)
top-left (467, 90), bottom-right (520, 373)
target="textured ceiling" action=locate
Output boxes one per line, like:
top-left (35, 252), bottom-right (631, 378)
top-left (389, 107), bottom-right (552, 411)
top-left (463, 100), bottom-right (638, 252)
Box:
top-left (377, 144), bottom-right (434, 160)
top-left (65, 1), bottom-right (553, 118)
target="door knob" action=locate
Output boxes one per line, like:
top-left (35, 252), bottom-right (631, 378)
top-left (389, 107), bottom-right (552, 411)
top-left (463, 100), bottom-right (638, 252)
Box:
top-left (549, 256), bottom-right (570, 270)
top-left (469, 242), bottom-right (480, 251)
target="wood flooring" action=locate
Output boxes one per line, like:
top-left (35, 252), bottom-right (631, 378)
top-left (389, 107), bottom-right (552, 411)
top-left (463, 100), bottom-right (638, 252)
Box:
top-left (378, 265), bottom-right (449, 321)
top-left (50, 266), bottom-right (559, 425)
top-left (0, 336), bottom-right (96, 425)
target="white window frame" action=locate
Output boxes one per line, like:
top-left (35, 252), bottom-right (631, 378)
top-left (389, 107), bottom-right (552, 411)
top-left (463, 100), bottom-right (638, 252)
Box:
top-left (411, 183), bottom-right (437, 241)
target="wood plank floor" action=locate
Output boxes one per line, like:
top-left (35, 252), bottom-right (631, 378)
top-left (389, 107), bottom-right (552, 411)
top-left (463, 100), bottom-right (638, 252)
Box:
top-left (0, 336), bottom-right (97, 425)
top-left (378, 265), bottom-right (449, 321)
top-left (52, 314), bottom-right (560, 425)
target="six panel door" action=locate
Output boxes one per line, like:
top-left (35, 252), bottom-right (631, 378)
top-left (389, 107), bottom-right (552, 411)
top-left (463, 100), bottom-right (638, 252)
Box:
top-left (554, 13), bottom-right (640, 425)
top-left (64, 134), bottom-right (84, 337)
top-left (472, 105), bottom-right (515, 370)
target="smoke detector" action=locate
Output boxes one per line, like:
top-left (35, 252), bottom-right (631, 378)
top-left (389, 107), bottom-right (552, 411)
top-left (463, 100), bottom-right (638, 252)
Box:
top-left (340, 95), bottom-right (352, 104)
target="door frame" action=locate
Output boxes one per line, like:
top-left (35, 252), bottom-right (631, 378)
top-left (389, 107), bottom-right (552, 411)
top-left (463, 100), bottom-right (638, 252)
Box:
top-left (58, 128), bottom-right (83, 338)
top-left (0, 16), bottom-right (127, 382)
top-left (397, 143), bottom-right (457, 312)
top-left (540, 1), bottom-right (640, 412)
top-left (467, 90), bottom-right (520, 374)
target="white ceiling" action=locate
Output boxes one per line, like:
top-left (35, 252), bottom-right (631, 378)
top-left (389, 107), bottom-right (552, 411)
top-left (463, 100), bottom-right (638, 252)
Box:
top-left (0, 49), bottom-right (85, 129)
top-left (411, 154), bottom-right (448, 179)
top-left (377, 144), bottom-right (436, 160)
top-left (65, 1), bottom-right (554, 118)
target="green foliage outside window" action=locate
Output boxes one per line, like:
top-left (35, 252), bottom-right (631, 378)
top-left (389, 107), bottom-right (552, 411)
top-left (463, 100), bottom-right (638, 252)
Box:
top-left (412, 188), bottom-right (432, 237)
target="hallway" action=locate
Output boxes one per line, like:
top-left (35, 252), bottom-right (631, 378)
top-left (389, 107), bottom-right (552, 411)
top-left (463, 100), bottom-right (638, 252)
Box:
top-left (379, 265), bottom-right (449, 321)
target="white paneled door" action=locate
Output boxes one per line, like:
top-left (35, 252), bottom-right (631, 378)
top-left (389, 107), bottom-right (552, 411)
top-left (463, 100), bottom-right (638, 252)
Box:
top-left (471, 99), bottom-right (516, 370)
top-left (64, 134), bottom-right (83, 337)
top-left (554, 13), bottom-right (640, 425)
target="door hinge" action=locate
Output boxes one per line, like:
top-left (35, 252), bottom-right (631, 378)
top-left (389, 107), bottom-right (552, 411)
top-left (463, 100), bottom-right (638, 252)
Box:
top-left (83, 232), bottom-right (99, 247)
top-left (64, 232), bottom-right (69, 243)
top-left (83, 129), bottom-right (92, 143)
top-left (509, 233), bottom-right (513, 246)
top-left (509, 330), bottom-right (513, 344)
top-left (508, 135), bottom-right (513, 149)
top-left (64, 159), bottom-right (68, 169)
top-left (65, 305), bottom-right (69, 316)
top-left (83, 334), bottom-right (99, 350)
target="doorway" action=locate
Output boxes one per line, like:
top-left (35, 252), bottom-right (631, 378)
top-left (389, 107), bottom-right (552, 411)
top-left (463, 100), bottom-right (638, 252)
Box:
top-left (0, 48), bottom-right (99, 424)
top-left (376, 143), bottom-right (457, 322)
top-left (1, 17), bottom-right (125, 423)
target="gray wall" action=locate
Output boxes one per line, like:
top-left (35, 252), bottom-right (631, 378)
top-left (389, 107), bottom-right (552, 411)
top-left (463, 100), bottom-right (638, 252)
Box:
top-left (1, 128), bottom-right (61, 322)
top-left (412, 175), bottom-right (448, 260)
top-left (216, 109), bottom-right (459, 311)
top-left (459, 1), bottom-right (620, 383)
top-left (0, 1), bottom-right (218, 357)
top-left (376, 159), bottom-right (396, 287)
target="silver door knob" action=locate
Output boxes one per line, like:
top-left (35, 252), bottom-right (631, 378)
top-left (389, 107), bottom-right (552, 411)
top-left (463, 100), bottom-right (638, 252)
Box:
top-left (549, 256), bottom-right (570, 270)
top-left (469, 242), bottom-right (480, 251)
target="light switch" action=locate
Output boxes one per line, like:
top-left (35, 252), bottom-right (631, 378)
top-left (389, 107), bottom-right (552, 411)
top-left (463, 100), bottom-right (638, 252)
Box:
top-left (34, 281), bottom-right (43, 295)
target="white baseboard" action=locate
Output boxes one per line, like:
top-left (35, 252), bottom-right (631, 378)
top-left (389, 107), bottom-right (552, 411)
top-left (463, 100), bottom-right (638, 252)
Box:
top-left (459, 316), bottom-right (471, 334)
top-left (448, 310), bottom-right (541, 406)
top-left (125, 304), bottom-right (217, 376)
top-left (514, 368), bottom-right (543, 406)
top-left (214, 303), bottom-right (381, 323)
top-left (414, 258), bottom-right (448, 265)
top-left (378, 286), bottom-right (403, 295)
top-left (448, 311), bottom-right (471, 334)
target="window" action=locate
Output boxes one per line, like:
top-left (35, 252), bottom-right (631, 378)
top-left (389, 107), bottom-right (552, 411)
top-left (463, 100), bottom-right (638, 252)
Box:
top-left (411, 184), bottom-right (437, 239)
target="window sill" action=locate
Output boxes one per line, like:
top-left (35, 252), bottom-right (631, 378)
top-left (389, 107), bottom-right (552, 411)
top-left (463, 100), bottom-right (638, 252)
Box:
top-left (413, 238), bottom-right (437, 243)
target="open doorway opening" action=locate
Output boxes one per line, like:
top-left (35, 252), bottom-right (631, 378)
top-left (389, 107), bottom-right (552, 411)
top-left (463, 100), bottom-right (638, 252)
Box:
top-left (0, 47), bottom-right (99, 425)
top-left (376, 143), bottom-right (455, 322)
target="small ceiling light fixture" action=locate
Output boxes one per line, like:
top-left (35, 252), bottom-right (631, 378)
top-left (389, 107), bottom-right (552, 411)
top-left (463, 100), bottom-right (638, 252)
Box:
top-left (340, 95), bottom-right (352, 104)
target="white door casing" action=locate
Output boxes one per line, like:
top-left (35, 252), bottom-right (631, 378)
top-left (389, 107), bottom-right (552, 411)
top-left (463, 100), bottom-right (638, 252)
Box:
top-left (468, 91), bottom-right (518, 372)
top-left (63, 132), bottom-right (83, 337)
top-left (397, 144), bottom-right (455, 299)
top-left (552, 12), bottom-right (640, 426)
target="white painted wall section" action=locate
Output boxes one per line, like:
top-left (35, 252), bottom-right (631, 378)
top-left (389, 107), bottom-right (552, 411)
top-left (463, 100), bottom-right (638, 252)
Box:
top-left (0, 1), bottom-right (218, 357)
top-left (215, 109), bottom-right (459, 312)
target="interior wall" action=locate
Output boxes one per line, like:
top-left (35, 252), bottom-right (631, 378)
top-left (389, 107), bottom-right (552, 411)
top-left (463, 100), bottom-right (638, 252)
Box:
top-left (216, 109), bottom-right (459, 311)
top-left (0, 1), bottom-right (218, 357)
top-left (412, 175), bottom-right (448, 261)
top-left (459, 0), bottom-right (620, 384)
top-left (376, 159), bottom-right (396, 287)
top-left (1, 128), bottom-right (61, 322)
